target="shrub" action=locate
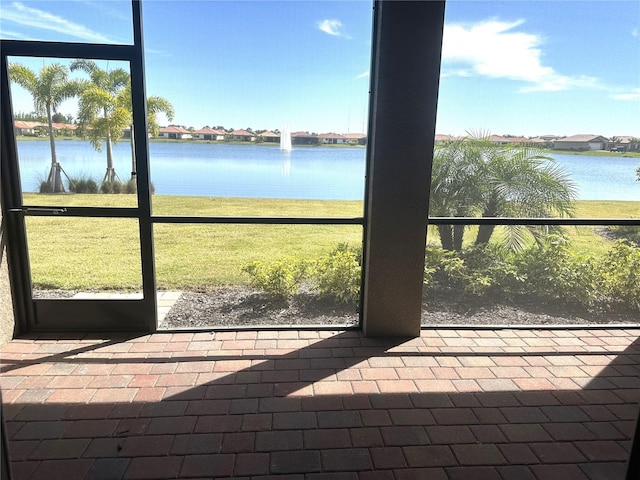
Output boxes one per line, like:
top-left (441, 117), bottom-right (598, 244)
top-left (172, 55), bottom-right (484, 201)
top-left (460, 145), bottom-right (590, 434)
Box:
top-left (39, 180), bottom-right (53, 193)
top-left (120, 178), bottom-right (155, 194)
top-left (241, 243), bottom-right (362, 304)
top-left (242, 239), bottom-right (639, 313)
top-left (597, 240), bottom-right (640, 311)
top-left (124, 178), bottom-right (137, 194)
top-left (100, 180), bottom-right (124, 194)
top-left (424, 238), bottom-right (603, 308)
top-left (608, 223), bottom-right (640, 245)
top-left (512, 234), bottom-right (599, 307)
top-left (310, 243), bottom-right (361, 304)
top-left (242, 258), bottom-right (308, 300)
top-left (68, 176), bottom-right (98, 194)
top-left (424, 247), bottom-right (465, 289)
top-left (423, 245), bottom-right (520, 297)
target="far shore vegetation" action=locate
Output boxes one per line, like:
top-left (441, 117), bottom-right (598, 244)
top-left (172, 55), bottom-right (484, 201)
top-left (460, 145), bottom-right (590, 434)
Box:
top-left (15, 135), bottom-right (640, 156)
top-left (15, 135), bottom-right (366, 148)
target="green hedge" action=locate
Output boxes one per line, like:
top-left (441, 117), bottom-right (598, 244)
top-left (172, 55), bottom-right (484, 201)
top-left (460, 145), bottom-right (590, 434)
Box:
top-left (423, 235), bottom-right (639, 312)
top-left (244, 236), bottom-right (640, 313)
top-left (243, 243), bottom-right (361, 304)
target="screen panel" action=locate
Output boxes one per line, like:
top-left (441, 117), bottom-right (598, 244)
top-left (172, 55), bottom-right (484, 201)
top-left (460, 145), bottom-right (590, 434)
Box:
top-left (154, 224), bottom-right (362, 329)
top-left (141, 1), bottom-right (372, 217)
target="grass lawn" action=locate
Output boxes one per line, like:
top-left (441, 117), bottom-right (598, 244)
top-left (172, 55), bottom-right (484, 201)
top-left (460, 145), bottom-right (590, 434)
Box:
top-left (21, 193), bottom-right (638, 290)
top-left (569, 201), bottom-right (640, 255)
top-left (23, 193), bottom-right (363, 290)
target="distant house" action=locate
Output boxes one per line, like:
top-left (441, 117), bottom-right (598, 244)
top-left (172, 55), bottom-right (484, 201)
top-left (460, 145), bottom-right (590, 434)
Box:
top-left (539, 134), bottom-right (559, 142)
top-left (51, 123), bottom-right (77, 136)
top-left (291, 131), bottom-right (319, 145)
top-left (554, 134), bottom-right (609, 151)
top-left (318, 133), bottom-right (347, 145)
top-left (528, 135), bottom-right (557, 149)
top-left (14, 120), bottom-right (77, 136)
top-left (13, 120), bottom-right (43, 135)
top-left (488, 135), bottom-right (530, 145)
top-left (342, 133), bottom-right (367, 145)
top-left (434, 134), bottom-right (455, 144)
top-left (609, 136), bottom-right (639, 152)
top-left (158, 126), bottom-right (192, 139)
top-left (488, 135), bottom-right (509, 145)
top-left (194, 128), bottom-right (225, 141)
top-left (258, 131), bottom-right (280, 143)
top-left (230, 129), bottom-right (255, 142)
top-left (528, 137), bottom-right (549, 147)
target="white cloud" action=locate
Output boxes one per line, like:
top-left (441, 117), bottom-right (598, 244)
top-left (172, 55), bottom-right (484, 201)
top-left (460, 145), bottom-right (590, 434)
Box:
top-left (632, 27), bottom-right (638, 37)
top-left (613, 88), bottom-right (640, 101)
top-left (2, 2), bottom-right (114, 43)
top-left (355, 70), bottom-right (369, 79)
top-left (441, 69), bottom-right (472, 78)
top-left (442, 18), bottom-right (599, 92)
top-left (317, 19), bottom-right (351, 39)
top-left (77, 0), bottom-right (131, 22)
top-left (0, 30), bottom-right (24, 39)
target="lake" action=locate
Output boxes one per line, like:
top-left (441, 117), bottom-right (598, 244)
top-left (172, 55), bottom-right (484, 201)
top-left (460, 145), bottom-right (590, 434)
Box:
top-left (15, 140), bottom-right (640, 201)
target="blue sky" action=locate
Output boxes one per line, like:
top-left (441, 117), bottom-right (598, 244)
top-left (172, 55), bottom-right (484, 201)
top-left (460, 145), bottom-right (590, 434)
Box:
top-left (2, 0), bottom-right (639, 137)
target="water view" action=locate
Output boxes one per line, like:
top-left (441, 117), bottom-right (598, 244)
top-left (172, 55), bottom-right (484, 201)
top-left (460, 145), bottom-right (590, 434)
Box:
top-left (15, 140), bottom-right (640, 201)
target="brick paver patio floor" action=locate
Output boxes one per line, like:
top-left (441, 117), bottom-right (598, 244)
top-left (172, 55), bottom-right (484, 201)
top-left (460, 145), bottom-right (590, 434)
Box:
top-left (1, 328), bottom-right (638, 479)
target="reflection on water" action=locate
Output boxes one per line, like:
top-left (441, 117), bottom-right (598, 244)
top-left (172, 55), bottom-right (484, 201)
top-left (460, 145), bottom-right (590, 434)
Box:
top-left (281, 150), bottom-right (291, 177)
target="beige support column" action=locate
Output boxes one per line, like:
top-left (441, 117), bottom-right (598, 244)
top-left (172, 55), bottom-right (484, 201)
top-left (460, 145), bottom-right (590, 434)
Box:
top-left (362, 1), bottom-right (445, 337)
top-left (0, 190), bottom-right (16, 346)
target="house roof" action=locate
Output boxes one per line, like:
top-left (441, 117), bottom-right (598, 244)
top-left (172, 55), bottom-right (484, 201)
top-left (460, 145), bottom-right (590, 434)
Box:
top-left (291, 131), bottom-right (316, 138)
top-left (258, 131), bottom-right (280, 137)
top-left (195, 128), bottom-right (224, 135)
top-left (556, 134), bottom-right (609, 142)
top-left (159, 126), bottom-right (191, 134)
top-left (342, 133), bottom-right (367, 139)
top-left (434, 134), bottom-right (454, 142)
top-left (14, 121), bottom-right (43, 129)
top-left (487, 135), bottom-right (530, 143)
top-left (318, 133), bottom-right (346, 139)
top-left (51, 123), bottom-right (77, 130)
top-left (231, 129), bottom-right (254, 136)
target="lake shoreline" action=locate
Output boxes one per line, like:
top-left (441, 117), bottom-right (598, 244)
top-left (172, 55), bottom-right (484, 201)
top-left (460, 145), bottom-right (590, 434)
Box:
top-left (16, 139), bottom-right (640, 201)
top-left (16, 136), bottom-right (639, 157)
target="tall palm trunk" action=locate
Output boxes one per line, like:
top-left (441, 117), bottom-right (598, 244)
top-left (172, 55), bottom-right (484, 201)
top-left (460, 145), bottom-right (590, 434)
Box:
top-left (453, 225), bottom-right (465, 251)
top-left (437, 224), bottom-right (465, 251)
top-left (102, 105), bottom-right (119, 185)
top-left (475, 198), bottom-right (499, 247)
top-left (438, 225), bottom-right (454, 251)
top-left (475, 224), bottom-right (496, 247)
top-left (103, 131), bottom-right (117, 184)
top-left (129, 123), bottom-right (136, 179)
top-left (45, 104), bottom-right (64, 193)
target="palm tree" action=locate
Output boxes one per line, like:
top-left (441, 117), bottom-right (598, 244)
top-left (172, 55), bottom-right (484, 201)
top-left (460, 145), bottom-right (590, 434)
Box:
top-left (429, 135), bottom-right (577, 251)
top-left (70, 59), bottom-right (130, 186)
top-left (8, 63), bottom-right (81, 192)
top-left (429, 137), bottom-right (484, 251)
top-left (116, 81), bottom-right (174, 179)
